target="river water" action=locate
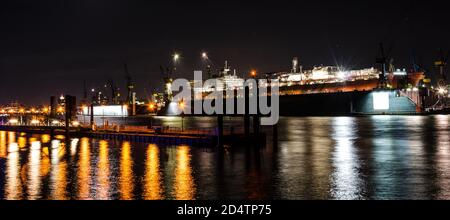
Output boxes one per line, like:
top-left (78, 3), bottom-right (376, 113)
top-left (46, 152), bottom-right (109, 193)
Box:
top-left (0, 115), bottom-right (449, 200)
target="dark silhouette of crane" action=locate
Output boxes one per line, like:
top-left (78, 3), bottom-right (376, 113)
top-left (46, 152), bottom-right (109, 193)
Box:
top-left (160, 65), bottom-right (174, 102)
top-left (435, 49), bottom-right (449, 88)
top-left (375, 43), bottom-right (393, 89)
top-left (124, 63), bottom-right (134, 105)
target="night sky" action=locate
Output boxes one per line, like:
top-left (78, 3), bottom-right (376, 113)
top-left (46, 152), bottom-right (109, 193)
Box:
top-left (1, 0), bottom-right (449, 105)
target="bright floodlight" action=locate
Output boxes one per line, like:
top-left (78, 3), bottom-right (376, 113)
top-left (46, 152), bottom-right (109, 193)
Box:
top-left (202, 52), bottom-right (208, 59)
top-left (337, 71), bottom-right (347, 79)
top-left (373, 92), bottom-right (390, 110)
top-left (173, 53), bottom-right (180, 62)
top-left (438, 87), bottom-right (447, 95)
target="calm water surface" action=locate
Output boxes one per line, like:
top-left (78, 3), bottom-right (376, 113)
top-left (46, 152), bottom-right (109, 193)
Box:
top-left (0, 116), bottom-right (449, 200)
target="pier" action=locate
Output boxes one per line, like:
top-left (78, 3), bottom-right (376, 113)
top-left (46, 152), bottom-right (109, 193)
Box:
top-left (0, 124), bottom-right (265, 147)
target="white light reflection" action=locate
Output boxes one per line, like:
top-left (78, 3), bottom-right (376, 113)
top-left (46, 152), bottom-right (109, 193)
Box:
top-left (70, 138), bottom-right (79, 156)
top-left (27, 141), bottom-right (42, 200)
top-left (331, 117), bottom-right (363, 200)
top-left (5, 144), bottom-right (22, 200)
top-left (435, 115), bottom-right (450, 199)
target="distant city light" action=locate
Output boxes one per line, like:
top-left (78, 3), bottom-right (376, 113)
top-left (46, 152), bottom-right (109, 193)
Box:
top-left (202, 52), bottom-right (208, 59)
top-left (393, 69), bottom-right (407, 76)
top-left (30, 119), bottom-right (40, 125)
top-left (438, 87), bottom-right (447, 95)
top-left (173, 53), bottom-right (180, 62)
top-left (8, 118), bottom-right (19, 124)
top-left (149, 103), bottom-right (156, 110)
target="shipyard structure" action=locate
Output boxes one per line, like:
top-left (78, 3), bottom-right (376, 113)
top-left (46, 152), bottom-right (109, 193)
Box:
top-left (160, 54), bottom-right (448, 116)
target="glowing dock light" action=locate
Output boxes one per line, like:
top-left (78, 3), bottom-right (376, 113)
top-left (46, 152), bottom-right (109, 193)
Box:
top-left (8, 118), bottom-right (19, 125)
top-left (173, 53), bottom-right (180, 62)
top-left (438, 87), bottom-right (448, 95)
top-left (149, 103), bottom-right (156, 111)
top-left (72, 121), bottom-right (80, 127)
top-left (30, 119), bottom-right (40, 125)
top-left (201, 52), bottom-right (208, 59)
top-left (393, 69), bottom-right (407, 76)
top-left (337, 71), bottom-right (348, 79)
top-left (52, 120), bottom-right (61, 125)
top-left (373, 92), bottom-right (390, 110)
top-left (250, 70), bottom-right (257, 78)
top-left (179, 100), bottom-right (185, 110)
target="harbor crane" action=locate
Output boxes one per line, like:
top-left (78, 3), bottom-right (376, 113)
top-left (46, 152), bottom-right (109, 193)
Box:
top-left (376, 43), bottom-right (393, 89)
top-left (124, 63), bottom-right (134, 105)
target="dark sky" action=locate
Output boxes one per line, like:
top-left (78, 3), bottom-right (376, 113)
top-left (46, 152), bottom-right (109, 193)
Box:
top-left (1, 0), bottom-right (449, 105)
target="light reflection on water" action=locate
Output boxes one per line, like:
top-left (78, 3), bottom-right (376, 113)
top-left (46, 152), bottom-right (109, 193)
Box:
top-left (0, 116), bottom-right (449, 200)
top-left (143, 144), bottom-right (163, 200)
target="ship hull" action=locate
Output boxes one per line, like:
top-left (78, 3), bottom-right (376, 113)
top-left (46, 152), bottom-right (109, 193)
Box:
top-left (156, 89), bottom-right (419, 117)
top-left (279, 90), bottom-right (419, 116)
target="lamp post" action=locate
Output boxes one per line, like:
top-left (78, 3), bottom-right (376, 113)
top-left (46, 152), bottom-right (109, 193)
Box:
top-left (149, 102), bottom-right (155, 128)
top-left (179, 100), bottom-right (185, 132)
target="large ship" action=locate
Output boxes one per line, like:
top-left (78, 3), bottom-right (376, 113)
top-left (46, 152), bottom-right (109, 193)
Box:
top-left (267, 57), bottom-right (428, 115)
top-left (159, 57), bottom-right (432, 116)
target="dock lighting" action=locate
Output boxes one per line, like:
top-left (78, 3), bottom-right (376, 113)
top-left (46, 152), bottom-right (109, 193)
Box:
top-left (149, 103), bottom-right (156, 111)
top-left (202, 52), bottom-right (208, 59)
top-left (8, 118), bottom-right (19, 125)
top-left (43, 107), bottom-right (49, 113)
top-left (52, 120), bottom-right (60, 125)
top-left (438, 87), bottom-right (448, 95)
top-left (373, 92), bottom-right (390, 110)
top-left (337, 71), bottom-right (347, 79)
top-left (173, 53), bottom-right (180, 62)
top-left (19, 109), bottom-right (25, 114)
top-left (57, 107), bottom-right (64, 113)
top-left (72, 121), bottom-right (80, 127)
top-left (30, 119), bottom-right (40, 125)
top-left (179, 100), bottom-right (185, 109)
top-left (251, 70), bottom-right (257, 77)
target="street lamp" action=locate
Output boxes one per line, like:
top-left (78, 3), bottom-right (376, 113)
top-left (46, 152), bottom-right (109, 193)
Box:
top-left (202, 52), bottom-right (208, 59)
top-left (250, 70), bottom-right (257, 78)
top-left (173, 53), bottom-right (180, 62)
